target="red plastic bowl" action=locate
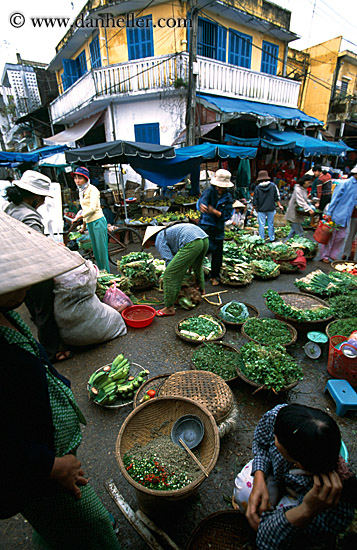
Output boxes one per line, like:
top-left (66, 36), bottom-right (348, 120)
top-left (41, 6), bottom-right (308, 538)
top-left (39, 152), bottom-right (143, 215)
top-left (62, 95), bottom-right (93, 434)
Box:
top-left (121, 305), bottom-right (156, 328)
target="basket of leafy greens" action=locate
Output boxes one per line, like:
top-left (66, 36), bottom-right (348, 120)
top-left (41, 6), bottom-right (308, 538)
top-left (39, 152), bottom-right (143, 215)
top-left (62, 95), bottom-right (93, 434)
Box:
top-left (264, 290), bottom-right (333, 328)
top-left (241, 317), bottom-right (297, 347)
top-left (191, 342), bottom-right (241, 384)
top-left (176, 315), bottom-right (226, 343)
top-left (294, 270), bottom-right (357, 297)
top-left (326, 318), bottom-right (357, 339)
top-left (251, 259), bottom-right (280, 279)
top-left (328, 291), bottom-right (357, 319)
top-left (286, 235), bottom-right (317, 259)
top-left (237, 341), bottom-right (303, 392)
top-left (119, 251), bottom-right (157, 290)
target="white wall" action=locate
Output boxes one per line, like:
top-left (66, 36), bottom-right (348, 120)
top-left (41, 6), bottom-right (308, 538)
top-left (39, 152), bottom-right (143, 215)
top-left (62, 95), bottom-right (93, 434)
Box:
top-left (111, 96), bottom-right (186, 146)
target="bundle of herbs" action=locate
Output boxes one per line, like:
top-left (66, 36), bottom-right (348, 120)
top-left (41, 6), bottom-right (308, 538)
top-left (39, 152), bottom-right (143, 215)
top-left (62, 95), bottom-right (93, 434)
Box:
top-left (238, 235), bottom-right (271, 259)
top-left (191, 342), bottom-right (240, 380)
top-left (274, 224), bottom-right (292, 239)
top-left (223, 241), bottom-right (251, 262)
top-left (328, 291), bottom-right (357, 319)
top-left (264, 289), bottom-right (332, 322)
top-left (251, 259), bottom-right (280, 279)
top-left (267, 242), bottom-right (297, 261)
top-left (326, 318), bottom-right (357, 338)
top-left (294, 270), bottom-right (357, 296)
top-left (119, 251), bottom-right (157, 288)
top-left (220, 258), bottom-right (253, 285)
top-left (178, 315), bottom-right (224, 341)
top-left (243, 318), bottom-right (293, 346)
top-left (239, 341), bottom-right (303, 392)
top-left (96, 271), bottom-right (132, 300)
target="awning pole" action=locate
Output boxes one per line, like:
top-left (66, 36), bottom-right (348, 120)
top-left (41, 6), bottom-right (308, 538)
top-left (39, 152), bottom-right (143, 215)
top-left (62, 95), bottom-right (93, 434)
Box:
top-left (118, 164), bottom-right (128, 221)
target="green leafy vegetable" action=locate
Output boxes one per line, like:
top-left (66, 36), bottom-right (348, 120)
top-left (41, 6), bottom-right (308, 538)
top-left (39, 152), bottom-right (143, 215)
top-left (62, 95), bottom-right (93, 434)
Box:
top-left (243, 318), bottom-right (293, 346)
top-left (191, 343), bottom-right (240, 380)
top-left (264, 290), bottom-right (332, 322)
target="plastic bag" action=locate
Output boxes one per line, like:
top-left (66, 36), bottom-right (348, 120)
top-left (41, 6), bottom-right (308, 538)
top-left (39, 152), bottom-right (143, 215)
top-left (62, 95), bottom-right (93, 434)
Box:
top-left (103, 282), bottom-right (133, 313)
top-left (220, 301), bottom-right (249, 323)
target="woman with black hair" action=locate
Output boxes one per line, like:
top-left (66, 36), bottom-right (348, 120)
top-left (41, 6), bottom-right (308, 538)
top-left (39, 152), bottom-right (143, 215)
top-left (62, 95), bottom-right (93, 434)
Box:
top-left (233, 404), bottom-right (356, 550)
top-left (284, 175), bottom-right (315, 241)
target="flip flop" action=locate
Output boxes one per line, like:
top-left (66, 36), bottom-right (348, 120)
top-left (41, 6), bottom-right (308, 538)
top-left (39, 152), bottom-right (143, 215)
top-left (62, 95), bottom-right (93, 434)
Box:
top-left (156, 309), bottom-right (175, 317)
top-left (54, 351), bottom-right (73, 362)
top-left (210, 278), bottom-right (220, 286)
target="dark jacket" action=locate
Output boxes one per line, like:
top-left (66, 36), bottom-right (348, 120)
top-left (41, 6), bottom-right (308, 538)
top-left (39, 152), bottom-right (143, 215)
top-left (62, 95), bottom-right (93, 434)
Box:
top-left (198, 186), bottom-right (233, 240)
top-left (253, 182), bottom-right (279, 212)
top-left (0, 338), bottom-right (70, 518)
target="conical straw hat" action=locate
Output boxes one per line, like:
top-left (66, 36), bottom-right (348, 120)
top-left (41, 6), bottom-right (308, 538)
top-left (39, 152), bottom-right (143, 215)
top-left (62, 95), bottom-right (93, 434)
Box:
top-left (142, 225), bottom-right (166, 246)
top-left (0, 211), bottom-right (85, 295)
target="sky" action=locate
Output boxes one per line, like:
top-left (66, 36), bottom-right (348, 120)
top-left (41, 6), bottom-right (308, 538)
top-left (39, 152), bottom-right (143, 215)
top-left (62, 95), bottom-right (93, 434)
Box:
top-left (0, 0), bottom-right (356, 75)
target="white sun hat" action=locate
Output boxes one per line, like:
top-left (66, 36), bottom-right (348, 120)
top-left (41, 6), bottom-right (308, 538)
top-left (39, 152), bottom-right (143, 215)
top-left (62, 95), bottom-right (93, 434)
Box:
top-left (14, 170), bottom-right (54, 198)
top-left (210, 169), bottom-right (234, 188)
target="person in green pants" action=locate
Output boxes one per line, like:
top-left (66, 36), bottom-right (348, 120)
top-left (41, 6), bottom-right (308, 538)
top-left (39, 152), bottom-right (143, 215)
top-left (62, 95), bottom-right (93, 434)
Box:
top-left (142, 223), bottom-right (209, 316)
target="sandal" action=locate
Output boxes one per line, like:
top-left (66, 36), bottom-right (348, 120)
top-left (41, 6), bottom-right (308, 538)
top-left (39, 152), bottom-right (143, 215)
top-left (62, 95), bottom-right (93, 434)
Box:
top-left (156, 309), bottom-right (175, 317)
top-left (54, 351), bottom-right (73, 362)
top-left (210, 278), bottom-right (220, 286)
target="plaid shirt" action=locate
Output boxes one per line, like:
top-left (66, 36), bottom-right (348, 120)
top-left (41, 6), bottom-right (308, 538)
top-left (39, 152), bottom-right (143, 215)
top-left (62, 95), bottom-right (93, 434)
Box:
top-left (252, 405), bottom-right (354, 550)
top-left (155, 223), bottom-right (207, 265)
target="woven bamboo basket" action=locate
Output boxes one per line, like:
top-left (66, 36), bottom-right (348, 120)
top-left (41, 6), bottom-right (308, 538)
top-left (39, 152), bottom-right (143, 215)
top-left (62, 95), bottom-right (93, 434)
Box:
top-left (219, 276), bottom-right (253, 287)
top-left (331, 260), bottom-right (357, 273)
top-left (116, 396), bottom-right (219, 516)
top-left (185, 510), bottom-right (256, 550)
top-left (266, 291), bottom-right (333, 331)
top-left (278, 262), bottom-right (299, 273)
top-left (190, 342), bottom-right (241, 384)
top-left (176, 315), bottom-right (226, 344)
top-left (158, 371), bottom-right (235, 425)
top-left (241, 318), bottom-right (297, 347)
top-left (218, 302), bottom-right (259, 327)
top-left (236, 363), bottom-right (299, 393)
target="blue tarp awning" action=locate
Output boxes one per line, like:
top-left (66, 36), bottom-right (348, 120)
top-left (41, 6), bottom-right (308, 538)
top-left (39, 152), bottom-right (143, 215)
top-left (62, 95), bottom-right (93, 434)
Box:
top-left (0, 145), bottom-right (67, 163)
top-left (225, 133), bottom-right (296, 150)
top-left (198, 94), bottom-right (323, 127)
top-left (130, 144), bottom-right (257, 188)
top-left (261, 129), bottom-right (353, 156)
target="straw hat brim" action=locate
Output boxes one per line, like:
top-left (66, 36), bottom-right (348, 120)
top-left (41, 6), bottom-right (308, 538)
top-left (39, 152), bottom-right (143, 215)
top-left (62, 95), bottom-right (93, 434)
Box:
top-left (142, 225), bottom-right (166, 246)
top-left (210, 178), bottom-right (234, 188)
top-left (233, 200), bottom-right (244, 208)
top-left (304, 169), bottom-right (314, 176)
top-left (0, 212), bottom-right (85, 295)
top-left (14, 179), bottom-right (55, 199)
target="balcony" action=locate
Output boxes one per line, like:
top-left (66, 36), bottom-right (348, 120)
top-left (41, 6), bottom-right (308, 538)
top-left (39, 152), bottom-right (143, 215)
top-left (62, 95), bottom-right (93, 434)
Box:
top-left (50, 53), bottom-right (301, 125)
top-left (328, 94), bottom-right (357, 123)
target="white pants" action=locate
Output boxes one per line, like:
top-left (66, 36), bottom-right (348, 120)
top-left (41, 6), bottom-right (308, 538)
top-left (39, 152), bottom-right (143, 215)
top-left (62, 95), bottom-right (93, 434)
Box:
top-left (233, 460), bottom-right (298, 513)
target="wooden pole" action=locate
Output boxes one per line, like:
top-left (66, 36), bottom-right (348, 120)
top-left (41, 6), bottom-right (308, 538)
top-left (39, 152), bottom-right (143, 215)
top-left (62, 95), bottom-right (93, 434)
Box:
top-left (185, 1), bottom-right (198, 147)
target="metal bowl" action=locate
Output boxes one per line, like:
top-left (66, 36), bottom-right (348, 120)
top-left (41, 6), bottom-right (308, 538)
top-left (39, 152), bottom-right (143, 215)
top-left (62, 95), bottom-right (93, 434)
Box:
top-left (171, 414), bottom-right (204, 449)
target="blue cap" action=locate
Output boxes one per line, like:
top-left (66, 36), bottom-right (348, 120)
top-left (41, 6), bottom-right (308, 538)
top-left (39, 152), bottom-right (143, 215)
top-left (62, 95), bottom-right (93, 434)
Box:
top-left (74, 166), bottom-right (90, 180)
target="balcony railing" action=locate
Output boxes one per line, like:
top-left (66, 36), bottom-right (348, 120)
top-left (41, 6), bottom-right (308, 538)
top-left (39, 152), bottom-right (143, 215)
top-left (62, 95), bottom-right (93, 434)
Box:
top-left (50, 52), bottom-right (301, 124)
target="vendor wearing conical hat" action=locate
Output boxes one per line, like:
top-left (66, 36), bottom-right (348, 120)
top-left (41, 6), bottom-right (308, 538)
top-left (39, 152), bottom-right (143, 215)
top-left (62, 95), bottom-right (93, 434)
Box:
top-left (142, 222), bottom-right (209, 316)
top-left (0, 212), bottom-right (120, 549)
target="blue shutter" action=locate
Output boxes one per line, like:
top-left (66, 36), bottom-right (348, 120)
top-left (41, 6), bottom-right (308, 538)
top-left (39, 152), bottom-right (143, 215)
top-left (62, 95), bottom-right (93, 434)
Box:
top-left (127, 15), bottom-right (154, 60)
top-left (228, 30), bottom-right (252, 68)
top-left (90, 36), bottom-right (101, 68)
top-left (197, 17), bottom-right (216, 59)
top-left (261, 41), bottom-right (279, 75)
top-left (62, 59), bottom-right (79, 90)
top-left (77, 50), bottom-right (87, 77)
top-left (217, 26), bottom-right (227, 62)
top-left (134, 123), bottom-right (160, 144)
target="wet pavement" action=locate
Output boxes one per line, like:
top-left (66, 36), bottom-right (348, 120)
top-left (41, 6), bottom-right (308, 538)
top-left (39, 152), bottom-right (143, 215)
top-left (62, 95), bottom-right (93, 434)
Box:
top-left (1, 240), bottom-right (356, 549)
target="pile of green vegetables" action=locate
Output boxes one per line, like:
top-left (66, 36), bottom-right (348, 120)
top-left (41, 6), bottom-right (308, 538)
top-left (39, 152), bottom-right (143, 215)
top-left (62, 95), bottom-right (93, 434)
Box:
top-left (243, 318), bottom-right (293, 346)
top-left (119, 252), bottom-right (157, 288)
top-left (251, 259), bottom-right (280, 279)
top-left (274, 225), bottom-right (291, 239)
top-left (294, 270), bottom-right (357, 296)
top-left (239, 341), bottom-right (303, 392)
top-left (96, 271), bottom-right (132, 299)
top-left (264, 289), bottom-right (332, 322)
top-left (267, 242), bottom-right (297, 261)
top-left (287, 235), bottom-right (317, 257)
top-left (220, 258), bottom-right (253, 285)
top-left (223, 241), bottom-right (251, 262)
top-left (237, 235), bottom-right (271, 259)
top-left (326, 318), bottom-right (357, 338)
top-left (328, 291), bottom-right (357, 319)
top-left (191, 343), bottom-right (240, 380)
top-left (178, 315), bottom-right (224, 341)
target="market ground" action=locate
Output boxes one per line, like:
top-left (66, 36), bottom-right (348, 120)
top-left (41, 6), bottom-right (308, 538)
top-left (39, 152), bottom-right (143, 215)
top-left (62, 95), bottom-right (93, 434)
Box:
top-left (1, 236), bottom-right (356, 550)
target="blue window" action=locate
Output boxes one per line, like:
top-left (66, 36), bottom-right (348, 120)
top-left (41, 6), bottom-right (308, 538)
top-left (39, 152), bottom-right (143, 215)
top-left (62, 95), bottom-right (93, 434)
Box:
top-left (134, 123), bottom-right (160, 144)
top-left (127, 15), bottom-right (154, 60)
top-left (90, 36), bottom-right (101, 68)
top-left (61, 50), bottom-right (87, 91)
top-left (197, 17), bottom-right (226, 62)
top-left (261, 41), bottom-right (279, 75)
top-left (228, 29), bottom-right (252, 68)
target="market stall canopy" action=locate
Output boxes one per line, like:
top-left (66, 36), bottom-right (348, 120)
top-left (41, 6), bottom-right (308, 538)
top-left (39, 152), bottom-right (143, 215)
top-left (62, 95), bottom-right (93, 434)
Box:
top-left (0, 145), bottom-right (67, 163)
top-left (225, 133), bottom-right (296, 150)
top-left (198, 94), bottom-right (323, 128)
top-left (171, 122), bottom-right (219, 145)
top-left (175, 143), bottom-right (257, 160)
top-left (65, 140), bottom-right (176, 165)
top-left (261, 129), bottom-right (353, 156)
top-left (38, 152), bottom-right (71, 168)
top-left (44, 112), bottom-right (103, 146)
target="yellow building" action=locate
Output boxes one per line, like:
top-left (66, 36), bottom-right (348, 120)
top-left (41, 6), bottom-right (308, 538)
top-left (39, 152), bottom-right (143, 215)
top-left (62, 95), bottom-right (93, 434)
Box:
top-left (47, 0), bottom-right (320, 147)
